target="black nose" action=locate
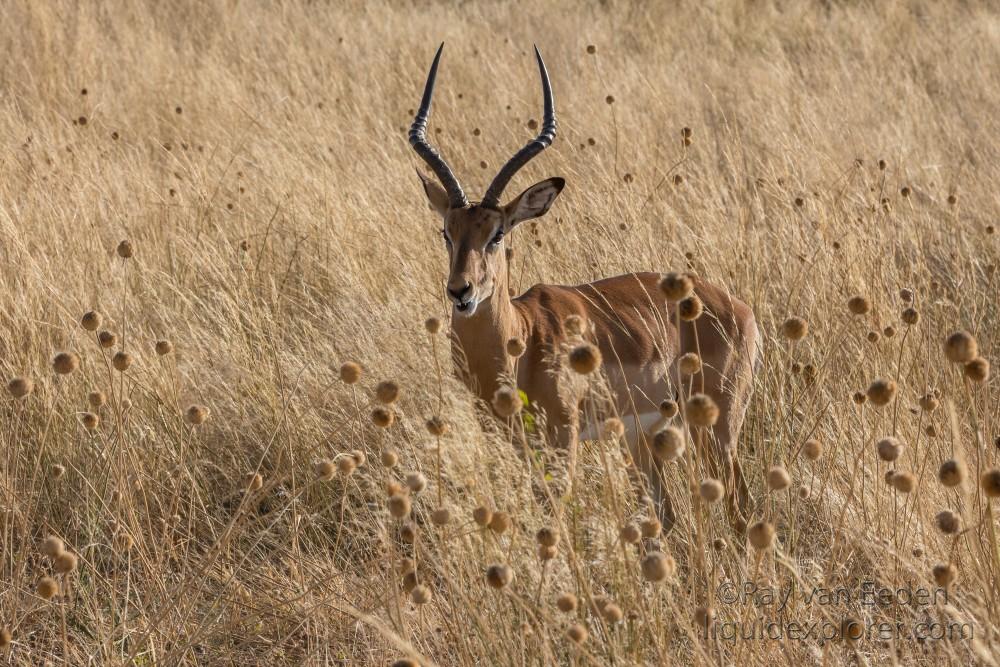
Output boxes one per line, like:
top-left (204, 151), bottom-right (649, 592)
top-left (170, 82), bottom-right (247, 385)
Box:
top-left (448, 282), bottom-right (472, 301)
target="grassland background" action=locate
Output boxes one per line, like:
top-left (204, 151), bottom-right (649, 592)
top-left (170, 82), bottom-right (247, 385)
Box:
top-left (1, 0), bottom-right (999, 664)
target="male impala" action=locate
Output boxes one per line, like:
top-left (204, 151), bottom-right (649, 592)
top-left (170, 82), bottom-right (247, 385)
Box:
top-left (409, 44), bottom-right (758, 531)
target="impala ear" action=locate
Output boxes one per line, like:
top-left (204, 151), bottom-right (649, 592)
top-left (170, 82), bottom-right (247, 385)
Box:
top-left (417, 170), bottom-right (451, 217)
top-left (504, 177), bottom-right (565, 228)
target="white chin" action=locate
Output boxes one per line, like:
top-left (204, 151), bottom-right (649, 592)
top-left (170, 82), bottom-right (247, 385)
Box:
top-left (453, 301), bottom-right (478, 317)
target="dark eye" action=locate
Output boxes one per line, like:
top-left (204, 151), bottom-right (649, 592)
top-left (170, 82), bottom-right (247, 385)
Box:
top-left (488, 230), bottom-right (504, 248)
top-left (441, 229), bottom-right (451, 245)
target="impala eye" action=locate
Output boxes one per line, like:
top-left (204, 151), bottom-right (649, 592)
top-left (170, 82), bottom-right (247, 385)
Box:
top-left (488, 230), bottom-right (504, 249)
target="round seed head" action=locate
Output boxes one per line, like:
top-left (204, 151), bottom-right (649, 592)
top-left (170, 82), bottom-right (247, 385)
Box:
top-left (640, 551), bottom-right (676, 582)
top-left (97, 331), bottom-right (117, 348)
top-left (244, 473), bottom-right (263, 492)
top-left (492, 386), bottom-right (522, 417)
top-left (651, 426), bottom-right (685, 461)
top-left (351, 449), bottom-right (366, 467)
top-left (387, 494), bottom-right (411, 519)
top-left (685, 393), bottom-right (719, 427)
top-left (694, 606), bottom-right (715, 628)
top-left (81, 311), bottom-right (102, 331)
top-left (699, 478), bottom-right (724, 503)
top-left (339, 362), bottom-right (362, 384)
top-left (405, 472), bottom-right (427, 493)
top-left (116, 240), bottom-right (134, 259)
top-left (678, 295), bottom-right (703, 321)
top-left (486, 563), bottom-right (514, 589)
top-left (640, 518), bottom-right (662, 539)
top-left (538, 544), bottom-right (558, 561)
top-left (41, 535), bottom-right (65, 558)
top-left (371, 407), bottom-right (394, 428)
top-left (536, 527), bottom-right (559, 548)
top-left (981, 469), bottom-right (1000, 498)
top-left (337, 456), bottom-right (356, 476)
top-left (53, 551), bottom-right (78, 574)
top-left (658, 399), bottom-right (678, 419)
top-left (901, 307), bottom-right (919, 325)
top-left (401, 571), bottom-right (418, 593)
top-left (866, 378), bottom-right (896, 407)
top-left (567, 623), bottom-right (588, 644)
top-left (659, 272), bottom-right (694, 301)
top-left (568, 343), bottom-right (602, 375)
top-left (964, 358), bottom-right (990, 383)
top-left (315, 460), bottom-right (335, 481)
top-left (375, 380), bottom-right (400, 404)
top-left (876, 437), bottom-right (904, 462)
top-left (37, 576), bottom-right (59, 600)
top-left (52, 352), bottom-right (80, 375)
top-left (556, 592), bottom-right (578, 612)
top-left (425, 416), bottom-right (448, 436)
top-left (619, 523), bottom-right (641, 544)
top-left (506, 337), bottom-right (526, 358)
top-left (918, 393), bottom-right (939, 412)
top-left (7, 377), bottom-right (33, 399)
top-left (81, 412), bottom-right (100, 430)
top-left (841, 617), bottom-right (863, 644)
top-left (88, 391), bottom-right (106, 408)
top-left (847, 296), bottom-right (871, 315)
top-left (49, 464), bottom-right (65, 480)
top-left (944, 331), bottom-right (978, 364)
top-left (431, 507), bottom-right (451, 526)
top-left (802, 439), bottom-right (822, 461)
top-left (424, 317), bottom-right (442, 334)
top-left (678, 352), bottom-right (702, 375)
top-left (488, 511), bottom-right (512, 534)
top-left (935, 510), bottom-right (961, 534)
top-left (602, 603), bottom-right (623, 624)
top-left (932, 563), bottom-right (957, 587)
top-left (938, 459), bottom-right (966, 487)
top-left (184, 405), bottom-right (209, 425)
top-left (112, 351), bottom-right (133, 372)
top-left (154, 340), bottom-right (173, 356)
top-left (747, 521), bottom-right (776, 550)
top-left (410, 584), bottom-right (432, 605)
top-left (890, 471), bottom-right (916, 493)
top-left (380, 449), bottom-right (399, 467)
top-left (780, 317), bottom-right (809, 341)
top-left (766, 466), bottom-right (791, 491)
top-left (472, 505), bottom-right (493, 527)
top-left (586, 44), bottom-right (596, 54)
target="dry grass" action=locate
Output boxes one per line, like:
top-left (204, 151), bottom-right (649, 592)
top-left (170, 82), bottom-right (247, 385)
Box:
top-left (1, 1), bottom-right (999, 664)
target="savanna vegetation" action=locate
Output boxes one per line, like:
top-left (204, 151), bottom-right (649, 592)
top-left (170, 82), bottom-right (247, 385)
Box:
top-left (1, 1), bottom-right (998, 664)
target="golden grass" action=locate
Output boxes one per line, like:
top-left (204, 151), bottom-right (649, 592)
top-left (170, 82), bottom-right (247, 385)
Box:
top-left (1, 1), bottom-right (999, 664)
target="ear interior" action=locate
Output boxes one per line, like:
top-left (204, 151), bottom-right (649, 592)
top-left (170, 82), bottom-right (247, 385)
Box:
top-left (505, 177), bottom-right (565, 228)
top-left (418, 171), bottom-right (451, 217)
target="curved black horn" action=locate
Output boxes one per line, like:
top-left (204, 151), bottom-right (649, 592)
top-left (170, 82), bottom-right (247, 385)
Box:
top-left (409, 43), bottom-right (468, 209)
top-left (481, 45), bottom-right (557, 209)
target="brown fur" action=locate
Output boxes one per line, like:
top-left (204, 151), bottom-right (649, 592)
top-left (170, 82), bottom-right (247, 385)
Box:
top-left (424, 178), bottom-right (758, 532)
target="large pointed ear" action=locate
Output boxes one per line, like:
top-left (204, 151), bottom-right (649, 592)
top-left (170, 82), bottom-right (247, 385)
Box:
top-left (417, 170), bottom-right (450, 217)
top-left (503, 177), bottom-right (565, 229)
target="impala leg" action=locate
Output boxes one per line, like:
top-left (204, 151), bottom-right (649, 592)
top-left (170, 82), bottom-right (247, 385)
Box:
top-left (699, 324), bottom-right (757, 533)
top-left (640, 436), bottom-right (677, 533)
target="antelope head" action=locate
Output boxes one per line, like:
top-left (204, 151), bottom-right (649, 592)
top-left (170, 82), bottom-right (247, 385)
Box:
top-left (410, 44), bottom-right (564, 317)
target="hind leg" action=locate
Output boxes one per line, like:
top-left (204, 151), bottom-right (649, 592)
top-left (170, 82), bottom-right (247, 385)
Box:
top-left (698, 319), bottom-right (758, 532)
top-left (626, 430), bottom-right (677, 533)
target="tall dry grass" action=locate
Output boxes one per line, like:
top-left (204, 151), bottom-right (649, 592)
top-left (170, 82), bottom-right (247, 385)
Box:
top-left (1, 0), bottom-right (999, 664)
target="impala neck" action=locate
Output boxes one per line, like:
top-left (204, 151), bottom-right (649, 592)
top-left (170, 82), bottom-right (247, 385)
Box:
top-left (450, 263), bottom-right (525, 401)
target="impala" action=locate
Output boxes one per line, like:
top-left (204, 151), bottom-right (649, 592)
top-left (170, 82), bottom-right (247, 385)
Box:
top-left (409, 44), bottom-right (759, 531)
